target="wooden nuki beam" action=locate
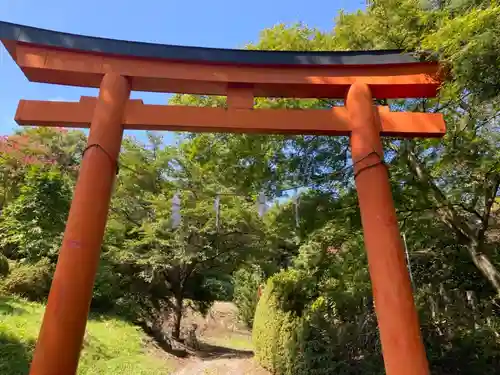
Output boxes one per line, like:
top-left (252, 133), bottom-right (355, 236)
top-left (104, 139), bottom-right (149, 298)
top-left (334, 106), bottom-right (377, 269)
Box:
top-left (15, 97), bottom-right (446, 138)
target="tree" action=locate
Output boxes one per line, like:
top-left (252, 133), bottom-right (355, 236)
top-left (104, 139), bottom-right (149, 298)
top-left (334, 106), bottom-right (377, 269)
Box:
top-left (0, 3), bottom-right (498, 373)
top-left (167, 4), bottom-right (500, 372)
top-left (0, 128), bottom-right (85, 302)
top-left (204, 0), bottom-right (500, 297)
top-left (105, 134), bottom-right (268, 340)
top-left (0, 166), bottom-right (71, 261)
top-left (335, 0), bottom-right (500, 295)
top-left (0, 127), bottom-right (85, 209)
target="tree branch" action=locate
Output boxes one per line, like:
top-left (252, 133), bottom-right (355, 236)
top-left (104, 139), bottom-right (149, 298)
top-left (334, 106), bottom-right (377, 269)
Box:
top-left (477, 175), bottom-right (500, 243)
top-left (403, 142), bottom-right (475, 240)
top-left (110, 206), bottom-right (143, 227)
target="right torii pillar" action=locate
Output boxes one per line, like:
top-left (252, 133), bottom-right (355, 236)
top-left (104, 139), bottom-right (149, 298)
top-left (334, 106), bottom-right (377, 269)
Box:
top-left (347, 82), bottom-right (429, 375)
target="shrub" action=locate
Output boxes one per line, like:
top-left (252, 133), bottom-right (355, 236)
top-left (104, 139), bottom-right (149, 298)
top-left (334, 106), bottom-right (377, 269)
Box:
top-left (1, 259), bottom-right (53, 301)
top-left (92, 260), bottom-right (127, 312)
top-left (253, 269), bottom-right (384, 375)
top-left (253, 271), bottom-right (303, 375)
top-left (417, 286), bottom-right (500, 375)
top-left (233, 266), bottom-right (263, 327)
top-left (0, 254), bottom-right (9, 277)
top-left (202, 274), bottom-right (234, 302)
top-left (254, 271), bottom-right (500, 375)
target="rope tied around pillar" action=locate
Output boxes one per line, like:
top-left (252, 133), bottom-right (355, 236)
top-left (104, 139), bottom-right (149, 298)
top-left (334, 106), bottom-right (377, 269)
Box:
top-left (352, 150), bottom-right (387, 180)
top-left (82, 143), bottom-right (119, 175)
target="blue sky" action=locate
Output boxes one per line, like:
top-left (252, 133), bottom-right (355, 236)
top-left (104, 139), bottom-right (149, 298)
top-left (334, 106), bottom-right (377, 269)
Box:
top-left (0, 0), bottom-right (364, 142)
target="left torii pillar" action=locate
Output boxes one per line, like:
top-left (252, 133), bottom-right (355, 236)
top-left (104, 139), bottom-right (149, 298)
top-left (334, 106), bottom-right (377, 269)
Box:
top-left (29, 73), bottom-right (130, 375)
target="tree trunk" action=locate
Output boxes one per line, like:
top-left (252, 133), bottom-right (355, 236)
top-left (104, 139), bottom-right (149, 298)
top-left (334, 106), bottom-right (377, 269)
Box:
top-left (172, 294), bottom-right (183, 341)
top-left (468, 240), bottom-right (500, 295)
top-left (404, 144), bottom-right (500, 296)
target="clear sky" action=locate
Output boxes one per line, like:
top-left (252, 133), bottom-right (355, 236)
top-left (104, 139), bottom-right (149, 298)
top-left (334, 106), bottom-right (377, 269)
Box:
top-left (0, 0), bottom-right (364, 141)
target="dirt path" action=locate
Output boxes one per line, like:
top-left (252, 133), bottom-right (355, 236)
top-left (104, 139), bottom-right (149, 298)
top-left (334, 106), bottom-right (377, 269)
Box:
top-left (172, 357), bottom-right (269, 375)
top-left (167, 302), bottom-right (270, 375)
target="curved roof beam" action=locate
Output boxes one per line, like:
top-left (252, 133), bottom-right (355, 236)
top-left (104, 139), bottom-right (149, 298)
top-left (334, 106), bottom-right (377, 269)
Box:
top-left (0, 21), bottom-right (424, 66)
top-left (0, 21), bottom-right (442, 98)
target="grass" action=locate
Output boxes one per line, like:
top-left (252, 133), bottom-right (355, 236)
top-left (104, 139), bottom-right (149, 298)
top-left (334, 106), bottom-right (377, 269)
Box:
top-left (201, 332), bottom-right (254, 352)
top-left (186, 301), bottom-right (255, 353)
top-left (0, 295), bottom-right (171, 375)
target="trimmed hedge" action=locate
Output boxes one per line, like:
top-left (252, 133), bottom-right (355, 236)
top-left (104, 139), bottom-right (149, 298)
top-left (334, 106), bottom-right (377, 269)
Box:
top-left (233, 266), bottom-right (263, 327)
top-left (254, 269), bottom-right (500, 375)
top-left (253, 269), bottom-right (383, 375)
top-left (253, 272), bottom-right (301, 375)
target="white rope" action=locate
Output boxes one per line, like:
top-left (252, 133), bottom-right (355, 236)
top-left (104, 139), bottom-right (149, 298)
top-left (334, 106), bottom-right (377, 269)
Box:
top-left (214, 194), bottom-right (220, 230)
top-left (257, 191), bottom-right (267, 217)
top-left (171, 192), bottom-right (182, 228)
top-left (403, 233), bottom-right (414, 289)
top-left (293, 189), bottom-right (300, 228)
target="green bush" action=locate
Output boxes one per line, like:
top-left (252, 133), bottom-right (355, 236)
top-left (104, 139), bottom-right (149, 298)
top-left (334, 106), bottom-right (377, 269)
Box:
top-left (233, 266), bottom-right (263, 327)
top-left (417, 286), bottom-right (500, 375)
top-left (253, 272), bottom-right (301, 375)
top-left (202, 274), bottom-right (234, 302)
top-left (253, 228), bottom-right (386, 375)
top-left (254, 271), bottom-right (500, 375)
top-left (254, 270), bottom-right (387, 374)
top-left (92, 260), bottom-right (128, 312)
top-left (1, 259), bottom-right (53, 301)
top-left (0, 254), bottom-right (9, 277)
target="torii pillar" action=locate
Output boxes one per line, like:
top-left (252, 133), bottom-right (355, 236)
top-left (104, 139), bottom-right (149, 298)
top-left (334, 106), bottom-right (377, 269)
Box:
top-left (348, 82), bottom-right (429, 375)
top-left (28, 73), bottom-right (130, 375)
top-left (0, 20), bottom-right (444, 375)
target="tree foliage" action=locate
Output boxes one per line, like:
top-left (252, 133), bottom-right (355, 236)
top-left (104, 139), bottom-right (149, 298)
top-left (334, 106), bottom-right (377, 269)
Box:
top-left (233, 266), bottom-right (264, 327)
top-left (0, 166), bottom-right (71, 261)
top-left (104, 134), bottom-right (267, 339)
top-left (0, 1), bottom-right (498, 372)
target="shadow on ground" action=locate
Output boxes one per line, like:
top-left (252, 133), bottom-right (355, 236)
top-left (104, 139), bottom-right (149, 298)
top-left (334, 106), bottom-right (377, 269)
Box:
top-left (0, 332), bottom-right (34, 375)
top-left (0, 297), bottom-right (35, 374)
top-left (0, 296), bottom-right (27, 316)
top-left (162, 338), bottom-right (254, 360)
top-left (196, 341), bottom-right (253, 360)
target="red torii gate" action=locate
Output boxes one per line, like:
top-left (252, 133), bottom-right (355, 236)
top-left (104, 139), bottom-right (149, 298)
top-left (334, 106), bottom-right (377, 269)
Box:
top-left (0, 21), bottom-right (445, 375)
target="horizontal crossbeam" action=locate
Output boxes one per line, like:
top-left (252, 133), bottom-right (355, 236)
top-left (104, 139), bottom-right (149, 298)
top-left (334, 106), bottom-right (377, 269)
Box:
top-left (15, 97), bottom-right (446, 138)
top-left (6, 43), bottom-right (441, 99)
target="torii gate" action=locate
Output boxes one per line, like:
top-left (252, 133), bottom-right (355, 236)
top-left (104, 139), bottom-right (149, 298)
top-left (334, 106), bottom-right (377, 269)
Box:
top-left (0, 21), bottom-right (444, 375)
